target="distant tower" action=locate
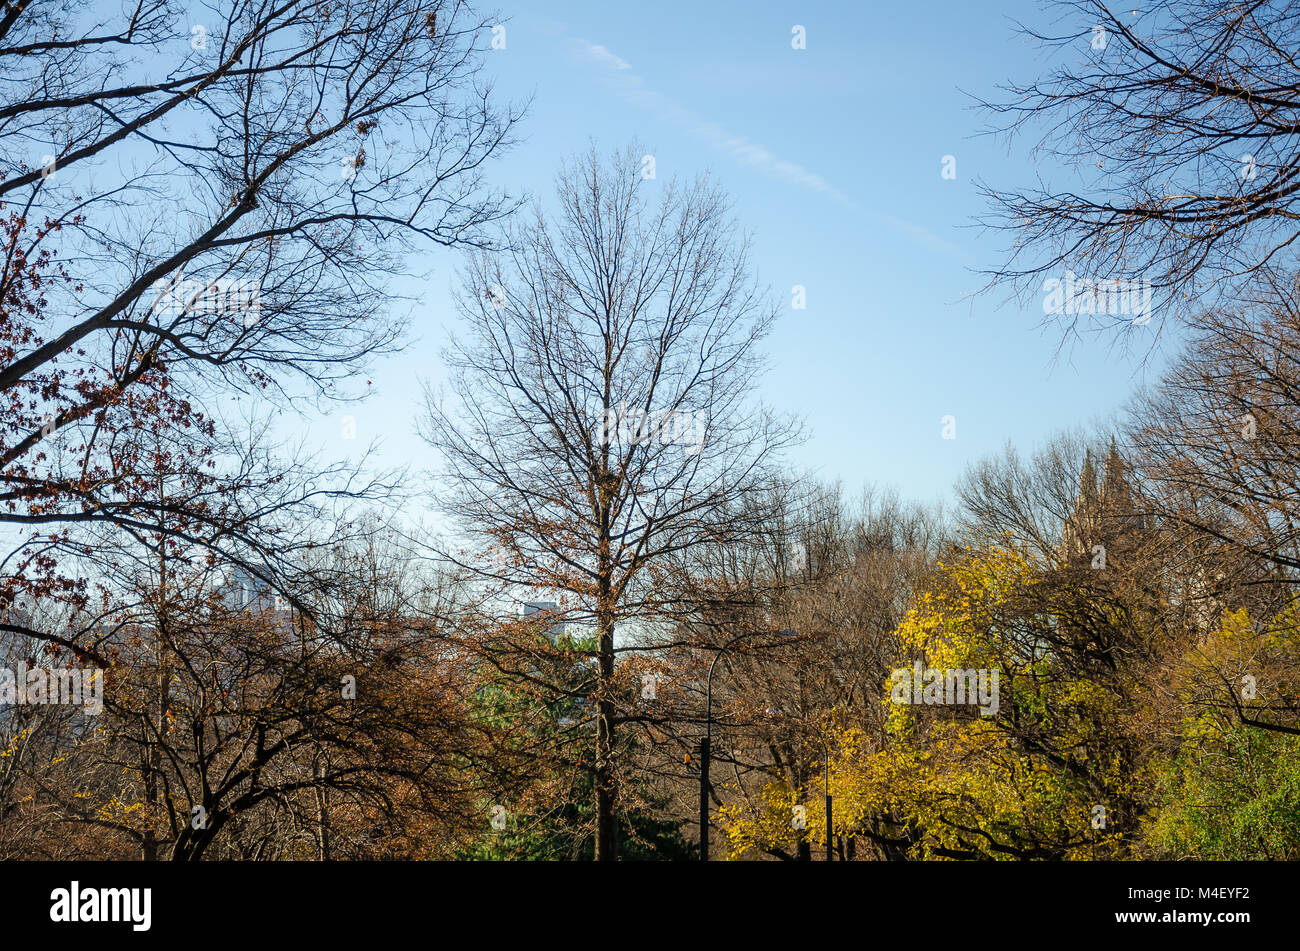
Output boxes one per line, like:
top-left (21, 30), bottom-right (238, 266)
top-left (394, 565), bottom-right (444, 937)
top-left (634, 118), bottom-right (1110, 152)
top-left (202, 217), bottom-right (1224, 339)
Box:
top-left (1063, 449), bottom-right (1100, 560)
top-left (1062, 441), bottom-right (1146, 564)
top-left (223, 566), bottom-right (280, 612)
top-left (1102, 438), bottom-right (1131, 509)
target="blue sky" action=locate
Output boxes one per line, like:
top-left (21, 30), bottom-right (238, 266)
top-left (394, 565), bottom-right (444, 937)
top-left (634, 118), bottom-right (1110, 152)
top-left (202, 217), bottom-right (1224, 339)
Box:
top-left (321, 0), bottom-right (1169, 509)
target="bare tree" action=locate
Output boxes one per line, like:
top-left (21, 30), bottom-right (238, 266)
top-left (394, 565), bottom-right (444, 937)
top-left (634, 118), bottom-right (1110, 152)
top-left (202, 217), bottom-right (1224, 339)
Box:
top-left (1127, 275), bottom-right (1300, 737)
top-left (0, 495), bottom-right (508, 861)
top-left (976, 0), bottom-right (1300, 341)
top-left (419, 144), bottom-right (799, 860)
top-left (956, 430), bottom-right (1116, 566)
top-left (1130, 275), bottom-right (1300, 586)
top-left (0, 0), bottom-right (520, 655)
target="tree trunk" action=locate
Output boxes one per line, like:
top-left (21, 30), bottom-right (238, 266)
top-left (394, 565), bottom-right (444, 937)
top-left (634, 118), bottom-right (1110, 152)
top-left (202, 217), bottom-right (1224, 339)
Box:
top-left (594, 597), bottom-right (618, 861)
top-left (314, 757), bottom-right (331, 861)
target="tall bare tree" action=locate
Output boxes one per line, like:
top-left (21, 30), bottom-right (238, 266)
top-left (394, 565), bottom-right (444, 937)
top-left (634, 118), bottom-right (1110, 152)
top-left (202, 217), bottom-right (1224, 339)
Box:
top-left (420, 144), bottom-right (798, 859)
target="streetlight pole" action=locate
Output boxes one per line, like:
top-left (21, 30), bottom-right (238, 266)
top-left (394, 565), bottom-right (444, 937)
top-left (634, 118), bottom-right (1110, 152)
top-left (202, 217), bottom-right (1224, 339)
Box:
top-left (698, 733), bottom-right (710, 860)
top-left (699, 629), bottom-right (795, 861)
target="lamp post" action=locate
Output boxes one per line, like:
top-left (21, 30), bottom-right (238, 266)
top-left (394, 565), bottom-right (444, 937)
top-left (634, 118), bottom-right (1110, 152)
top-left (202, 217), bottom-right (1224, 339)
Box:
top-left (699, 628), bottom-right (796, 861)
